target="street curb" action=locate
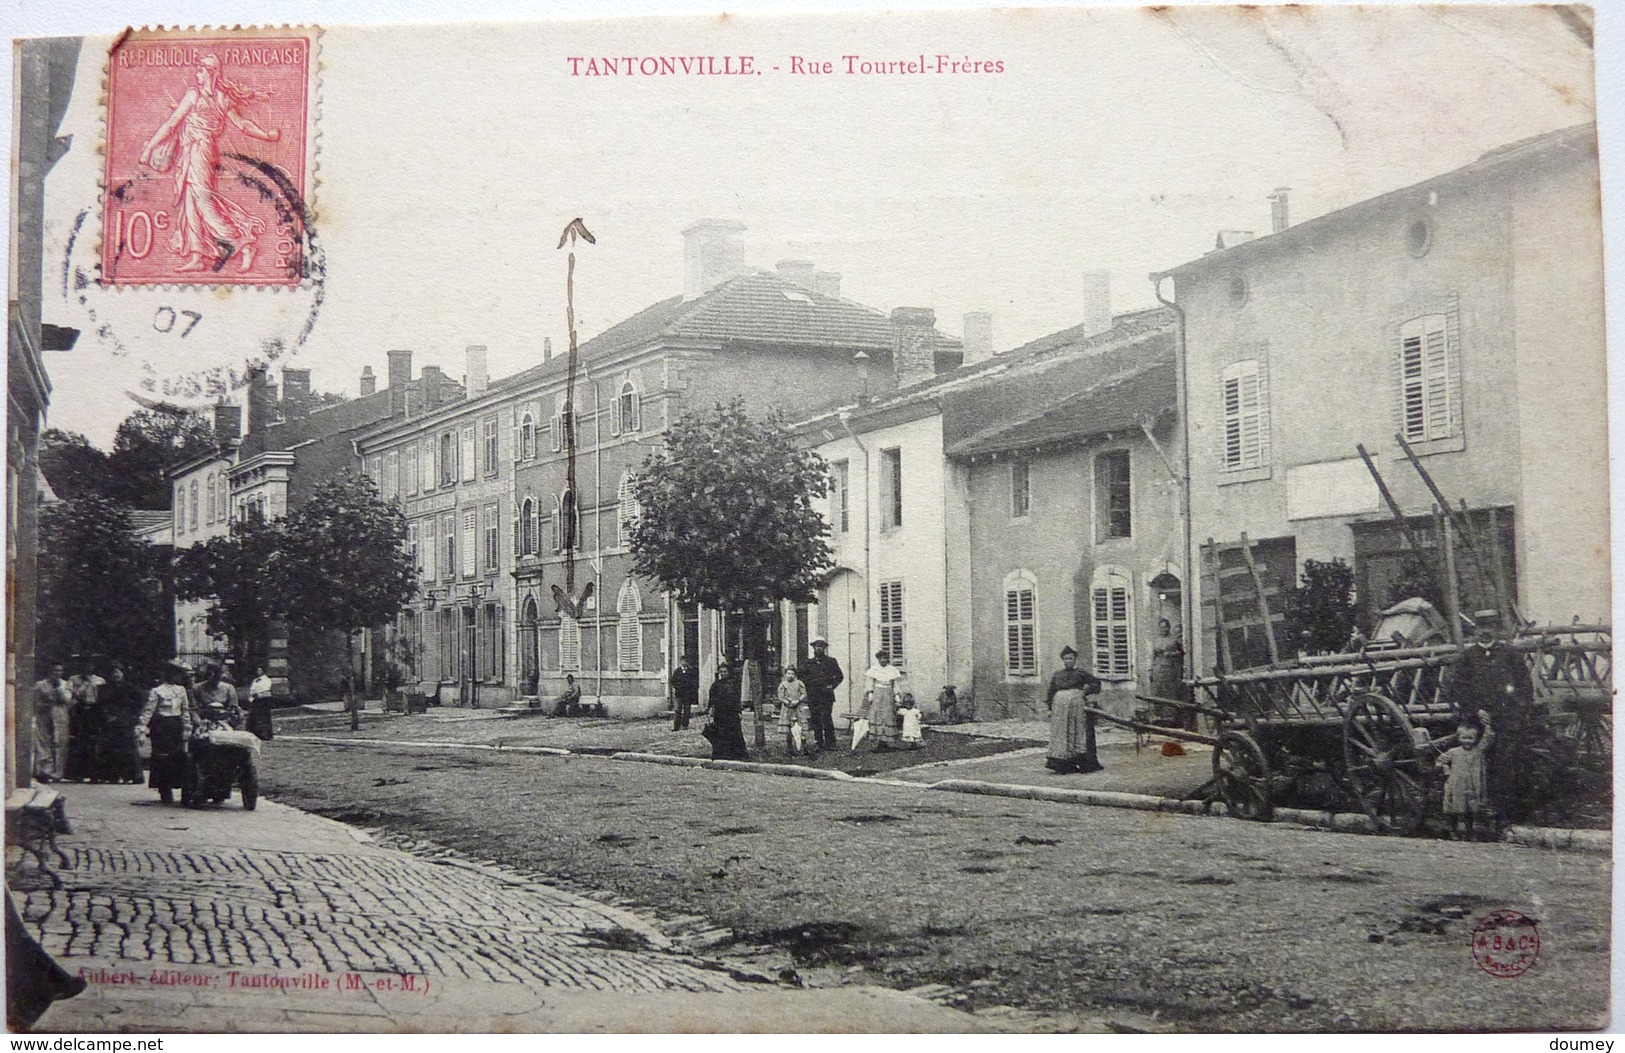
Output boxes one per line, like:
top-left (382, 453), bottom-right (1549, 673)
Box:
top-left (274, 735), bottom-right (1609, 853)
top-left (278, 735), bottom-right (571, 756)
top-left (611, 752), bottom-right (855, 781)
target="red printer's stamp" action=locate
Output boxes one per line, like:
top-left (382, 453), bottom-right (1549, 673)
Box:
top-left (103, 28), bottom-right (318, 286)
top-left (1471, 909), bottom-right (1540, 979)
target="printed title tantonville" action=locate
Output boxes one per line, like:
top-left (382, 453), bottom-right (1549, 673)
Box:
top-left (565, 54), bottom-right (1005, 77)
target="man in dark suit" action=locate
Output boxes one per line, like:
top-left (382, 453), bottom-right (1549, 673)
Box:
top-left (799, 638), bottom-right (844, 754)
top-left (670, 654), bottom-right (699, 731)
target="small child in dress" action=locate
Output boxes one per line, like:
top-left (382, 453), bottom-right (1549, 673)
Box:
top-left (898, 692), bottom-right (923, 749)
top-left (1438, 709), bottom-right (1494, 841)
top-left (777, 666), bottom-right (809, 755)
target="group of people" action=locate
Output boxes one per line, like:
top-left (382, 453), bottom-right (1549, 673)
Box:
top-left (672, 637), bottom-right (847, 761)
top-left (31, 656), bottom-right (276, 803)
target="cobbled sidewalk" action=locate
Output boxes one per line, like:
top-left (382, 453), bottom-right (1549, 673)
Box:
top-left (12, 784), bottom-right (981, 1033)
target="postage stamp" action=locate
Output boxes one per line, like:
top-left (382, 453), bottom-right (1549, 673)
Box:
top-left (102, 27), bottom-right (318, 286)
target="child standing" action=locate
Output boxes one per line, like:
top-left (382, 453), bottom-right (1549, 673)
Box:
top-left (898, 692), bottom-right (923, 749)
top-left (777, 666), bottom-right (809, 755)
top-left (1439, 709), bottom-right (1494, 840)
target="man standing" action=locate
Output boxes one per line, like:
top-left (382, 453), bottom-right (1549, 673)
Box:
top-left (195, 664), bottom-right (243, 730)
top-left (30, 663), bottom-right (71, 783)
top-left (800, 637), bottom-right (844, 754)
top-left (670, 653), bottom-right (699, 731)
top-left (247, 666), bottom-right (276, 741)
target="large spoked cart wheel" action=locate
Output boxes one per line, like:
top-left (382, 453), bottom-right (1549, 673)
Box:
top-left (1212, 730), bottom-right (1273, 821)
top-left (1341, 691), bottom-right (1429, 835)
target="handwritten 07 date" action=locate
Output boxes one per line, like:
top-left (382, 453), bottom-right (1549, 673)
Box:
top-left (564, 54), bottom-right (1004, 77)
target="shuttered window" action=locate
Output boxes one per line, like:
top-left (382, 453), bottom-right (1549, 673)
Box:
top-left (482, 503), bottom-right (499, 571)
top-left (383, 451), bottom-right (399, 501)
top-left (405, 446), bottom-right (419, 496)
top-left (1004, 572), bottom-right (1037, 675)
top-left (878, 579), bottom-right (905, 664)
top-left (420, 518), bottom-right (435, 581)
top-left (406, 521), bottom-right (420, 578)
top-left (460, 425), bottom-right (477, 483)
top-left (482, 417), bottom-right (499, 476)
top-left (1091, 565), bottom-right (1134, 680)
top-left (1220, 360), bottom-right (1269, 472)
top-left (1010, 459), bottom-right (1030, 518)
top-left (616, 579), bottom-right (641, 671)
top-left (1399, 313), bottom-right (1458, 442)
top-left (460, 509), bottom-right (477, 578)
top-left (559, 613), bottom-right (581, 671)
top-left (617, 474), bottom-right (639, 548)
top-left (440, 511), bottom-right (456, 580)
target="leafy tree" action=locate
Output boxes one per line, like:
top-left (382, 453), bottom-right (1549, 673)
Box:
top-left (1285, 557), bottom-right (1358, 655)
top-left (630, 398), bottom-right (834, 616)
top-left (172, 516), bottom-right (289, 671)
top-left (36, 493), bottom-right (171, 678)
top-left (280, 476), bottom-right (418, 727)
top-left (39, 428), bottom-right (111, 501)
top-left (107, 407), bottom-right (216, 509)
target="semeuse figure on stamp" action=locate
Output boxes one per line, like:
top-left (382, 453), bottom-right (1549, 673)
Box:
top-left (1045, 645), bottom-right (1104, 774)
top-left (139, 53), bottom-right (280, 274)
top-left (799, 637), bottom-right (843, 753)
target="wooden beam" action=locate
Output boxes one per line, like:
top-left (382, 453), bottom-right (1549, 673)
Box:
top-left (1238, 532), bottom-right (1281, 663)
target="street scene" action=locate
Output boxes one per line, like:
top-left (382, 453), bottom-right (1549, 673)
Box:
top-left (6, 7), bottom-right (1612, 1036)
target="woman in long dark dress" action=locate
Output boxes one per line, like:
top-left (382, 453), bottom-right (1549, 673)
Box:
top-left (1045, 645), bottom-right (1103, 774)
top-left (96, 661), bottom-right (146, 784)
top-left (704, 663), bottom-right (749, 761)
top-left (139, 662), bottom-right (197, 803)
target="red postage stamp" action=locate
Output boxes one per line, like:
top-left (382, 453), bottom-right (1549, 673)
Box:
top-left (102, 28), bottom-right (318, 286)
top-left (1471, 909), bottom-right (1541, 979)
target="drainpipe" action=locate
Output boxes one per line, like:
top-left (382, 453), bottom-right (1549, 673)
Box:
top-left (1152, 272), bottom-right (1195, 681)
top-left (585, 365), bottom-right (605, 711)
top-left (837, 410), bottom-right (871, 721)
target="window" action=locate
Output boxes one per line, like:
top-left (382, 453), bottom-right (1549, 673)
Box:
top-left (1091, 565), bottom-right (1134, 680)
top-left (1010, 459), bottom-right (1031, 518)
top-left (519, 412), bottom-right (536, 461)
top-left (461, 508), bottom-right (477, 578)
top-left (559, 612), bottom-right (581, 671)
top-left (439, 432), bottom-right (456, 486)
top-left (1095, 450), bottom-right (1131, 540)
top-left (482, 417), bottom-right (499, 476)
top-left (1004, 571), bottom-right (1037, 675)
top-left (1220, 359), bottom-right (1269, 473)
top-left (190, 481), bottom-right (200, 529)
top-left (552, 400), bottom-right (574, 452)
top-left (558, 490), bottom-right (578, 553)
top-left (365, 456), bottom-right (381, 490)
top-left (617, 578), bottom-right (642, 671)
top-left (617, 474), bottom-right (639, 548)
top-left (482, 503), bottom-right (499, 571)
top-left (205, 475), bottom-right (216, 525)
top-left (878, 579), bottom-right (905, 664)
top-left (460, 424), bottom-right (477, 484)
top-left (175, 486), bottom-right (185, 534)
top-left (383, 450), bottom-right (399, 501)
top-left (420, 518), bottom-right (435, 582)
top-left (421, 440), bottom-right (436, 492)
top-left (405, 446), bottom-right (419, 496)
top-left (406, 521), bottom-right (420, 577)
top-left (613, 381), bottom-right (641, 435)
top-left (880, 447), bottom-right (902, 529)
top-left (830, 460), bottom-right (849, 533)
top-left (440, 511), bottom-right (456, 580)
top-left (1398, 313), bottom-right (1459, 443)
top-left (519, 497), bottom-right (536, 556)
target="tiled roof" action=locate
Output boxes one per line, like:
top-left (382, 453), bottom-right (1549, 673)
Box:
top-left (239, 388), bottom-right (397, 458)
top-left (945, 351), bottom-right (1176, 459)
top-left (126, 509), bottom-right (173, 532)
top-left (493, 271), bottom-right (955, 394)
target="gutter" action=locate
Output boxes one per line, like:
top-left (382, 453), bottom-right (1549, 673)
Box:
top-left (837, 410), bottom-right (872, 717)
top-left (1151, 272), bottom-right (1195, 683)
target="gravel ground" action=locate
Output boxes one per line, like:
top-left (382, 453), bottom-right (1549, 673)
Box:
top-left (259, 733), bottom-right (1611, 1033)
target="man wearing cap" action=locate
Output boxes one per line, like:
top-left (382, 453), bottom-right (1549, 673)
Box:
top-left (1045, 645), bottom-right (1103, 774)
top-left (800, 638), bottom-right (844, 754)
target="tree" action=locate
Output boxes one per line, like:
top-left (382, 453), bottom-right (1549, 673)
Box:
top-left (39, 429), bottom-right (112, 501)
top-left (172, 515), bottom-right (289, 672)
top-left (630, 400), bottom-right (834, 613)
top-left (36, 493), bottom-right (171, 679)
top-left (108, 407), bottom-right (216, 508)
top-left (1285, 557), bottom-right (1358, 655)
top-left (280, 476), bottom-right (418, 727)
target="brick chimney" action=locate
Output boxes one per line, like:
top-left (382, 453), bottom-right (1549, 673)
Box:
top-left (281, 368), bottom-right (312, 417)
top-left (962, 312), bottom-right (993, 364)
top-left (387, 349), bottom-right (412, 416)
top-left (682, 219), bottom-right (746, 299)
top-left (465, 345), bottom-right (489, 399)
top-left (420, 366), bottom-right (446, 413)
top-left (891, 307), bottom-right (937, 388)
top-left (1268, 187), bottom-right (1290, 234)
top-left (212, 403), bottom-right (242, 443)
top-left (1082, 272), bottom-right (1112, 338)
top-left (246, 367), bottom-right (273, 435)
top-left (775, 260), bottom-right (816, 289)
top-left (813, 271), bottom-right (841, 299)
top-left (359, 365), bottom-right (376, 396)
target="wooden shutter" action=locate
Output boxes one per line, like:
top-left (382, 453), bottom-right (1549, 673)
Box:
top-left (1005, 586), bottom-right (1035, 673)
